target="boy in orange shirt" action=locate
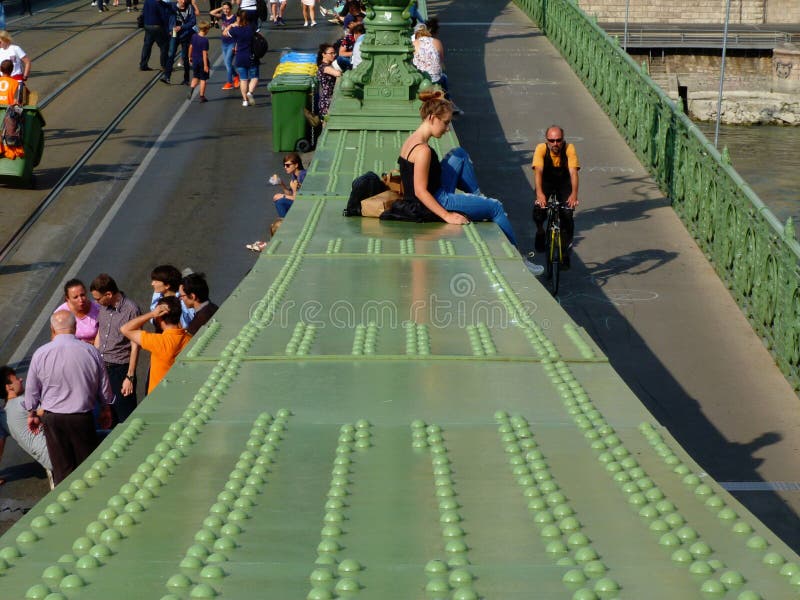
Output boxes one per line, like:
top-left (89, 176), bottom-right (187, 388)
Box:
top-left (120, 296), bottom-right (191, 394)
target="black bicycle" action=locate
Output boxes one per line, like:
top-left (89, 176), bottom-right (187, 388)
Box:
top-left (544, 193), bottom-right (565, 295)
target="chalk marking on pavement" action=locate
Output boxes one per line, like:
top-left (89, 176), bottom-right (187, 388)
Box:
top-left (8, 54), bottom-right (225, 367)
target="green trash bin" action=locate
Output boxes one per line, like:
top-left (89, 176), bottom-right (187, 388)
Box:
top-left (0, 106), bottom-right (46, 188)
top-left (268, 73), bottom-right (316, 153)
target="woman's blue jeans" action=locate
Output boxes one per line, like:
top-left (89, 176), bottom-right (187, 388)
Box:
top-left (435, 147), bottom-right (517, 245)
top-left (275, 197), bottom-right (293, 217)
top-left (222, 43), bottom-right (235, 84)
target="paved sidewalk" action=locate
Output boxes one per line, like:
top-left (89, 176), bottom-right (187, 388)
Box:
top-left (432, 0), bottom-right (800, 550)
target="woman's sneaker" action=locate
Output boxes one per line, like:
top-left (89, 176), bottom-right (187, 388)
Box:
top-left (524, 252), bottom-right (544, 276)
top-left (246, 91), bottom-right (255, 106)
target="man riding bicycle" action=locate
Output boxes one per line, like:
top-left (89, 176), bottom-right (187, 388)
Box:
top-left (532, 125), bottom-right (580, 269)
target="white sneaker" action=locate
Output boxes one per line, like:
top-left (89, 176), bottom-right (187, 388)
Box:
top-left (524, 252), bottom-right (544, 276)
top-left (246, 91), bottom-right (255, 106)
top-left (310, 20), bottom-right (316, 26)
top-left (303, 21), bottom-right (308, 26)
top-left (242, 100), bottom-right (249, 107)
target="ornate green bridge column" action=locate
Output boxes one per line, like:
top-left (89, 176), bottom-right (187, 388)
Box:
top-left (326, 0), bottom-right (434, 128)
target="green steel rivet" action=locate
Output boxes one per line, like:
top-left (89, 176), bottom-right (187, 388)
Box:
top-left (425, 559), bottom-right (448, 575)
top-left (720, 570), bottom-right (745, 587)
top-left (694, 483), bottom-right (713, 497)
top-left (559, 517), bottom-right (581, 533)
top-left (645, 487), bottom-right (664, 502)
top-left (639, 505), bottom-right (659, 520)
top-left (195, 529), bottom-right (217, 544)
top-left (689, 542), bottom-right (712, 557)
top-left (613, 471), bottom-right (631, 484)
top-left (76, 554), bottom-right (102, 569)
top-left (424, 577), bottom-right (450, 594)
top-left (124, 501), bottom-right (145, 514)
top-left (683, 474), bottom-right (701, 486)
top-left (663, 512), bottom-right (685, 528)
top-left (790, 572), bottom-right (800, 587)
top-left (186, 544), bottom-right (209, 559)
top-left (451, 587), bottom-right (478, 600)
top-left (199, 566), bottom-right (225, 579)
top-left (334, 578), bottom-right (360, 594)
top-left (655, 500), bottom-right (676, 514)
top-left (221, 523), bottom-right (242, 537)
top-left (558, 557), bottom-right (578, 567)
top-left (228, 509), bottom-right (249, 522)
top-left (59, 574), bottom-right (85, 590)
top-left (445, 539), bottom-right (468, 553)
top-left (571, 589), bottom-right (598, 600)
top-left (190, 583), bottom-right (217, 597)
top-left (86, 520), bottom-right (107, 537)
top-left (442, 525), bottom-right (465, 538)
top-left (180, 556), bottom-right (203, 569)
top-left (717, 507), bottom-right (737, 521)
top-left (762, 552), bottom-right (785, 567)
top-left (676, 526), bottom-right (698, 542)
top-left (621, 482), bottom-right (639, 495)
top-left (736, 592), bottom-right (761, 600)
top-left (672, 549), bottom-right (693, 563)
top-left (566, 532), bottom-right (590, 548)
top-left (310, 567), bottom-right (334, 584)
top-left (563, 569), bottom-right (587, 585)
top-left (448, 569), bottom-right (473, 586)
top-left (534, 510), bottom-right (554, 525)
top-left (689, 561), bottom-right (713, 575)
top-left (659, 533), bottom-right (681, 547)
top-left (546, 540), bottom-right (569, 554)
top-left (539, 524), bottom-right (561, 539)
top-left (306, 588), bottom-right (333, 600)
top-left (69, 480), bottom-right (88, 494)
top-left (44, 502), bottom-right (67, 516)
top-left (704, 495), bottom-right (723, 509)
top-left (57, 491), bottom-right (78, 503)
top-left (594, 578), bottom-right (620, 594)
top-left (206, 552), bottom-right (227, 564)
top-left (16, 529), bottom-right (38, 544)
top-left (89, 544), bottom-right (112, 558)
top-left (99, 528), bottom-right (123, 545)
top-left (746, 535), bottom-right (768, 550)
top-left (439, 498), bottom-right (460, 511)
top-left (71, 536), bottom-right (93, 554)
top-left (732, 521), bottom-right (753, 535)
top-left (317, 539), bottom-right (340, 554)
top-left (574, 547), bottom-right (599, 563)
top-left (26, 584), bottom-right (51, 599)
top-left (113, 514), bottom-right (136, 529)
top-left (213, 537), bottom-right (237, 552)
top-left (628, 493), bottom-right (647, 506)
top-left (700, 579), bottom-right (725, 594)
top-left (779, 562), bottom-right (800, 577)
top-left (43, 564), bottom-right (68, 581)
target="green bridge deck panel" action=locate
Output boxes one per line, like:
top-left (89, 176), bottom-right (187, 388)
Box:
top-left (185, 232), bottom-right (605, 363)
top-left (2, 354), bottom-right (797, 598)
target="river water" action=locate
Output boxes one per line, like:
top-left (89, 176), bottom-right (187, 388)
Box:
top-left (696, 123), bottom-right (800, 239)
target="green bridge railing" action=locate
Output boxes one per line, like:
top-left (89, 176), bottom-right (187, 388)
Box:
top-left (513, 0), bottom-right (800, 390)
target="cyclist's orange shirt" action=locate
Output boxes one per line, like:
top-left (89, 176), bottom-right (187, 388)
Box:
top-left (0, 76), bottom-right (20, 106)
top-left (531, 143), bottom-right (580, 170)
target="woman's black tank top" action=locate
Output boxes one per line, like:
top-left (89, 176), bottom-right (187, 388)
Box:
top-left (398, 143), bottom-right (442, 202)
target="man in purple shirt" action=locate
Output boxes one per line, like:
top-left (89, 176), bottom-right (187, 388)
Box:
top-left (23, 310), bottom-right (114, 485)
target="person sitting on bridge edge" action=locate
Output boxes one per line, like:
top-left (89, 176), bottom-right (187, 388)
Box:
top-left (0, 366), bottom-right (54, 489)
top-left (121, 296), bottom-right (191, 394)
top-left (393, 90), bottom-right (518, 246)
top-left (532, 125), bottom-right (580, 269)
top-left (180, 273), bottom-right (219, 336)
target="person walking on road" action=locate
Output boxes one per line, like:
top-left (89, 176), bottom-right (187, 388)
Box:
top-left (140, 0), bottom-right (170, 71)
top-left (163, 0), bottom-right (197, 85)
top-left (210, 1), bottom-right (239, 89)
top-left (223, 10), bottom-right (258, 107)
top-left (23, 311), bottom-right (114, 486)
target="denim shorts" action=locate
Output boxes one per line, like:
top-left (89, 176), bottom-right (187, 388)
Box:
top-left (235, 65), bottom-right (259, 80)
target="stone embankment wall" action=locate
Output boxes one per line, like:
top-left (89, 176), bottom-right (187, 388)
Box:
top-left (766, 0), bottom-right (800, 23)
top-left (578, 0), bottom-right (767, 24)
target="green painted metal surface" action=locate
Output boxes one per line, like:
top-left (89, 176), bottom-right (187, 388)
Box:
top-left (512, 0), bottom-right (800, 391)
top-left (2, 1), bottom-right (800, 597)
top-left (1, 198), bottom-right (798, 598)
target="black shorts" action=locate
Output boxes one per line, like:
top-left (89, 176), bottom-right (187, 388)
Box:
top-left (192, 62), bottom-right (209, 80)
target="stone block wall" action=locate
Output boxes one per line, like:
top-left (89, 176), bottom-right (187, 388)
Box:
top-left (766, 0), bottom-right (800, 23)
top-left (578, 0), bottom-right (766, 24)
